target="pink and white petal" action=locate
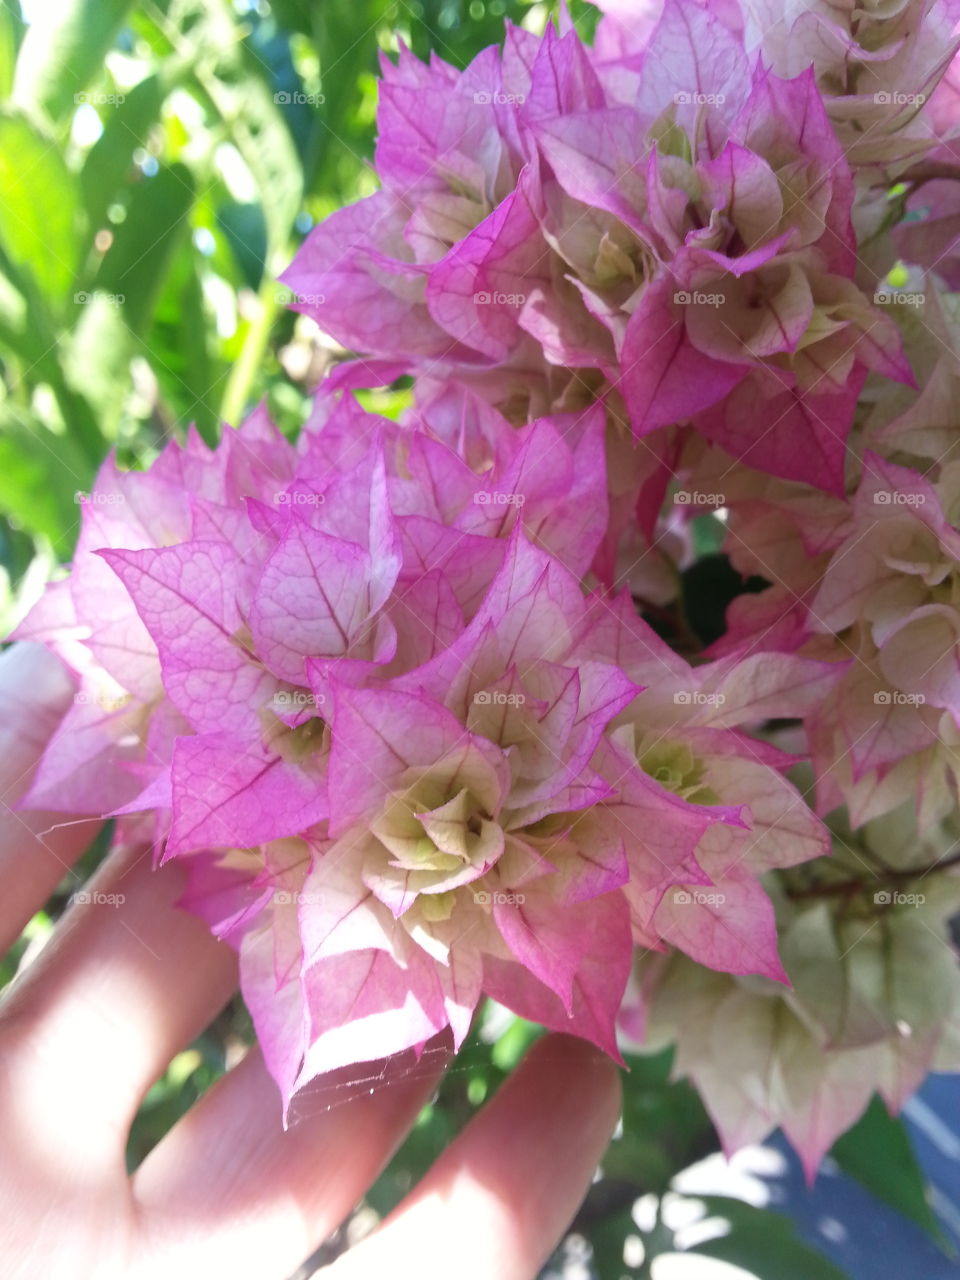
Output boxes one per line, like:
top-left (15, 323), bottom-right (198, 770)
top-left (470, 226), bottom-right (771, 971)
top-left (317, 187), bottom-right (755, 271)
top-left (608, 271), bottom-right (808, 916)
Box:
top-left (166, 734), bottom-right (328, 859)
top-left (295, 948), bottom-right (448, 1087)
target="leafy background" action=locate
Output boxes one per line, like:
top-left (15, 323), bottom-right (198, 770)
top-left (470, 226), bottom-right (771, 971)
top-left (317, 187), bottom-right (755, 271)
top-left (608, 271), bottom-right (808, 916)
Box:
top-left (0, 2), bottom-right (954, 1276)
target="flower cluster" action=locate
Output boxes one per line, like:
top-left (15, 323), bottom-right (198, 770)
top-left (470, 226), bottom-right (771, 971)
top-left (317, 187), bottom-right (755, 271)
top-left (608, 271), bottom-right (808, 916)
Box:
top-left (285, 1), bottom-right (917, 496)
top-left (14, 0), bottom-right (960, 1174)
top-left (16, 389), bottom-right (831, 1105)
top-left (634, 800), bottom-right (960, 1180)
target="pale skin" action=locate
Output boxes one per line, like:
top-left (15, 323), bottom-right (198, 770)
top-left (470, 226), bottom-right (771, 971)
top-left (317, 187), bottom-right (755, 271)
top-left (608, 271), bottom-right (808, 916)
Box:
top-left (0, 807), bottom-right (622, 1280)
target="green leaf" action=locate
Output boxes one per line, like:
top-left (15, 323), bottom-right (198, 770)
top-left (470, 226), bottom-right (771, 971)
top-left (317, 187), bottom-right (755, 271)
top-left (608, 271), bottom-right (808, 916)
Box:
top-left (217, 200), bottom-right (268, 290)
top-left (564, 0), bottom-right (603, 43)
top-left (177, 0), bottom-right (303, 259)
top-left (489, 1013), bottom-right (542, 1071)
top-left (604, 1051), bottom-right (717, 1193)
top-left (0, 1), bottom-right (19, 98)
top-left (691, 512), bottom-right (727, 557)
top-left (170, 249), bottom-right (220, 444)
top-left (200, 63), bottom-right (303, 258)
top-left (267, 0), bottom-right (316, 34)
top-left (0, 406), bottom-right (90, 552)
top-left (61, 290), bottom-right (133, 438)
top-left (80, 74), bottom-right (167, 230)
top-left (0, 265), bottom-right (32, 357)
top-left (147, 241), bottom-right (222, 443)
top-left (689, 1195), bottom-right (853, 1280)
top-left (831, 1094), bottom-right (946, 1244)
top-left (0, 113), bottom-right (82, 303)
top-left (12, 0), bottom-right (135, 122)
top-left (93, 162), bottom-right (196, 334)
top-left (587, 1207), bottom-right (645, 1280)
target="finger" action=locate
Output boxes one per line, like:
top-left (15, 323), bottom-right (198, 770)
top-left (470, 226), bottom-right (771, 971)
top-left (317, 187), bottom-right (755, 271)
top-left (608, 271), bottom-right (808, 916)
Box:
top-left (324, 1033), bottom-right (622, 1280)
top-left (0, 642), bottom-right (100, 954)
top-left (133, 1039), bottom-right (452, 1280)
top-left (0, 842), bottom-right (237, 1166)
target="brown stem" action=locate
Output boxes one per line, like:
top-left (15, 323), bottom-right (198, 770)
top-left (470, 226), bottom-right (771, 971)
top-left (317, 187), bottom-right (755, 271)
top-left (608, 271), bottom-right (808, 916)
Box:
top-left (897, 161), bottom-right (960, 188)
top-left (786, 848), bottom-right (960, 901)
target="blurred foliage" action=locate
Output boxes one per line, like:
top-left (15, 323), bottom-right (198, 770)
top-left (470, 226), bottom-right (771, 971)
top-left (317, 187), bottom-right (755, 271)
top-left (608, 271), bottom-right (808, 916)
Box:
top-left (0, 3), bottom-right (946, 1278)
top-left (0, 0), bottom-right (543, 628)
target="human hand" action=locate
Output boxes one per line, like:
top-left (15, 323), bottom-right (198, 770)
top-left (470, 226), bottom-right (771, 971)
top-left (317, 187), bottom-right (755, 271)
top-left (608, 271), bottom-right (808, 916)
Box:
top-left (0, 645), bottom-right (621, 1280)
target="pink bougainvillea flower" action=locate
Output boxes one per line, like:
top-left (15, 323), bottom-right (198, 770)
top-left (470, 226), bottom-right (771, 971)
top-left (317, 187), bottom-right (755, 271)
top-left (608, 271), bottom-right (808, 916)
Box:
top-left (279, 30), bottom-right (537, 360)
top-left (636, 801), bottom-right (960, 1180)
top-left (177, 529), bottom-right (774, 1102)
top-left (575, 589), bottom-right (837, 984)
top-left (16, 381), bottom-right (840, 1105)
top-left (13, 408), bottom-right (293, 818)
top-left (16, 2), bottom-right (957, 1160)
top-left (284, 7), bottom-right (914, 495)
top-left (740, 0), bottom-right (960, 173)
top-left (690, 438), bottom-right (960, 827)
